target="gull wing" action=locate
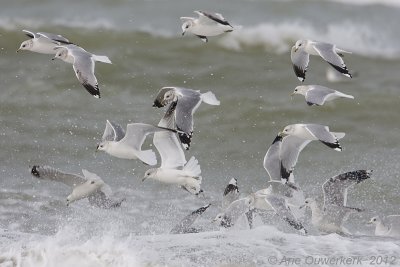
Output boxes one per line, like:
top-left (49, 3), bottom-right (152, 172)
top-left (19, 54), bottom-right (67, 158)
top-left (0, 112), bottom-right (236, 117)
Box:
top-left (102, 120), bottom-right (125, 142)
top-left (291, 45), bottom-right (309, 82)
top-left (170, 204), bottom-right (211, 234)
top-left (322, 170), bottom-right (372, 207)
top-left (30, 165), bottom-right (85, 187)
top-left (312, 42), bottom-right (352, 77)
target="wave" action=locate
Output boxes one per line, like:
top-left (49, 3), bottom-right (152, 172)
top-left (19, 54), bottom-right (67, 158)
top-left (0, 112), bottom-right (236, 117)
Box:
top-left (218, 21), bottom-right (400, 59)
top-left (2, 16), bottom-right (399, 60)
top-left (324, 0), bottom-right (400, 8)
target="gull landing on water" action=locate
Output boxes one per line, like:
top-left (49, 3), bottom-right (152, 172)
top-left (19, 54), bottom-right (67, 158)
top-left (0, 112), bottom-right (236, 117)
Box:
top-left (153, 86), bottom-right (220, 150)
top-left (97, 120), bottom-right (175, 166)
top-left (30, 165), bottom-right (124, 208)
top-left (291, 85), bottom-right (354, 106)
top-left (301, 170), bottom-right (372, 235)
top-left (53, 44), bottom-right (112, 98)
top-left (181, 11), bottom-right (234, 42)
top-left (17, 30), bottom-right (73, 54)
top-left (291, 39), bottom-right (352, 82)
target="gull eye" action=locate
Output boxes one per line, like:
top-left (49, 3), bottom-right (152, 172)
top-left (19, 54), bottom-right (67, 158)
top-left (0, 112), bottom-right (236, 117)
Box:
top-left (22, 45), bottom-right (26, 48)
top-left (91, 181), bottom-right (95, 184)
top-left (373, 218), bottom-right (376, 221)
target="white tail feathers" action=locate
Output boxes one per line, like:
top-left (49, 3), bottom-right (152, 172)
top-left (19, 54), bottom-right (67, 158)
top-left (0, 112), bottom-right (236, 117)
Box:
top-left (337, 92), bottom-right (354, 99)
top-left (183, 156), bottom-right (202, 179)
top-left (332, 132), bottom-right (346, 140)
top-left (201, 91), bottom-right (220, 106)
top-left (137, 149), bottom-right (157, 166)
top-left (93, 55), bottom-right (112, 64)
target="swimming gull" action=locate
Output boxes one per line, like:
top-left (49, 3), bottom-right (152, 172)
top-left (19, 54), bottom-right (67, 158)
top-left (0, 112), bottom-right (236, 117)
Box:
top-left (280, 123), bottom-right (345, 151)
top-left (368, 215), bottom-right (400, 238)
top-left (291, 85), bottom-right (354, 106)
top-left (143, 107), bottom-right (202, 195)
top-left (17, 30), bottom-right (73, 54)
top-left (153, 86), bottom-right (220, 150)
top-left (97, 120), bottom-right (174, 166)
top-left (181, 11), bottom-right (234, 42)
top-left (291, 39), bottom-right (352, 82)
top-left (301, 170), bottom-right (372, 234)
top-left (170, 204), bottom-right (211, 234)
top-left (30, 165), bottom-right (124, 208)
top-left (52, 44), bottom-right (112, 98)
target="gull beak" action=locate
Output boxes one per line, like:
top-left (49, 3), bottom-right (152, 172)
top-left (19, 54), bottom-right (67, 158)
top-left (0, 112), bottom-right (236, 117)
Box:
top-left (299, 204), bottom-right (305, 209)
top-left (142, 177), bottom-right (147, 182)
top-left (367, 220), bottom-right (374, 225)
top-left (16, 49), bottom-right (20, 53)
top-left (211, 218), bottom-right (217, 223)
top-left (294, 47), bottom-right (298, 52)
top-left (66, 200), bottom-right (70, 207)
top-left (290, 92), bottom-right (295, 96)
top-left (182, 32), bottom-right (185, 36)
top-left (278, 131), bottom-right (284, 137)
top-left (96, 144), bottom-right (99, 151)
top-left (51, 57), bottom-right (56, 61)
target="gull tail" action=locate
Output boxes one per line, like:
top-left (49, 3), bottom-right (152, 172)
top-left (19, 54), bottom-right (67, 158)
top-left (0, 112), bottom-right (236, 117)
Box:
top-left (332, 132), bottom-right (346, 140)
top-left (336, 91), bottom-right (354, 99)
top-left (137, 149), bottom-right (157, 166)
top-left (201, 91), bottom-right (220, 105)
top-left (93, 55), bottom-right (112, 64)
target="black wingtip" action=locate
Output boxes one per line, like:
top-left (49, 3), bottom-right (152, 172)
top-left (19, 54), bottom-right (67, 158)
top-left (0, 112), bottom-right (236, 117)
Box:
top-left (320, 141), bottom-right (342, 151)
top-left (223, 182), bottom-right (239, 196)
top-left (153, 100), bottom-right (163, 108)
top-left (31, 165), bottom-right (40, 177)
top-left (82, 83), bottom-right (100, 98)
top-left (272, 134), bottom-right (283, 144)
top-left (178, 129), bottom-right (192, 150)
top-left (328, 63), bottom-right (352, 78)
top-left (280, 162), bottom-right (291, 182)
top-left (293, 65), bottom-right (306, 82)
top-left (191, 204), bottom-right (211, 215)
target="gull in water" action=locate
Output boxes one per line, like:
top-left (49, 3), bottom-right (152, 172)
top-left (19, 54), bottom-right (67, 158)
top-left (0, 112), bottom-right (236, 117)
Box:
top-left (153, 86), bottom-right (220, 150)
top-left (170, 204), bottom-right (211, 234)
top-left (97, 120), bottom-right (174, 166)
top-left (291, 39), bottom-right (352, 82)
top-left (291, 85), bottom-right (354, 106)
top-left (181, 11), bottom-right (234, 42)
top-left (17, 30), bottom-right (73, 54)
top-left (368, 215), bottom-right (400, 238)
top-left (143, 107), bottom-right (203, 195)
top-left (280, 123), bottom-right (345, 151)
top-left (30, 165), bottom-right (124, 208)
top-left (52, 44), bottom-right (112, 98)
top-left (301, 170), bottom-right (372, 234)
top-left (213, 183), bottom-right (307, 234)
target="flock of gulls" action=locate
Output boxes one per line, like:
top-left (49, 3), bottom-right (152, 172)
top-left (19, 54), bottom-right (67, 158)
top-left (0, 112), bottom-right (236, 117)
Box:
top-left (17, 11), bottom-right (400, 237)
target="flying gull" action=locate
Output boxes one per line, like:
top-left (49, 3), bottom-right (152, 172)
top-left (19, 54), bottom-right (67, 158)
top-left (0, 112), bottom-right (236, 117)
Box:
top-left (143, 106), bottom-right (203, 195)
top-left (30, 165), bottom-right (124, 208)
top-left (97, 120), bottom-right (174, 166)
top-left (153, 86), bottom-right (220, 150)
top-left (17, 30), bottom-right (73, 54)
top-left (181, 11), bottom-right (234, 42)
top-left (52, 44), bottom-right (112, 98)
top-left (291, 39), bottom-right (352, 82)
top-left (291, 85), bottom-right (354, 106)
top-left (301, 170), bottom-right (372, 234)
top-left (280, 123), bottom-right (345, 151)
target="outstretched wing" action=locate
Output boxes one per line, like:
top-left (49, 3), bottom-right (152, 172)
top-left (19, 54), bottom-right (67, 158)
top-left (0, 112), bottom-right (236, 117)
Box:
top-left (263, 135), bottom-right (283, 181)
top-left (291, 45), bottom-right (309, 82)
top-left (102, 120), bottom-right (125, 142)
top-left (30, 165), bottom-right (85, 187)
top-left (170, 204), bottom-right (211, 234)
top-left (322, 170), bottom-right (372, 207)
top-left (312, 42), bottom-right (352, 77)
top-left (195, 11), bottom-right (232, 27)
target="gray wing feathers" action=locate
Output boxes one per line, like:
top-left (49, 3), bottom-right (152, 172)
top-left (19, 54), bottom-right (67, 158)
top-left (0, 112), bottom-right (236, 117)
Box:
top-left (291, 46), bottom-right (310, 82)
top-left (304, 124), bottom-right (337, 143)
top-left (30, 165), bottom-right (85, 187)
top-left (313, 42), bottom-right (346, 68)
top-left (306, 87), bottom-right (336, 105)
top-left (102, 120), bottom-right (125, 142)
top-left (280, 136), bottom-right (312, 180)
top-left (263, 135), bottom-right (282, 181)
top-left (120, 123), bottom-right (163, 151)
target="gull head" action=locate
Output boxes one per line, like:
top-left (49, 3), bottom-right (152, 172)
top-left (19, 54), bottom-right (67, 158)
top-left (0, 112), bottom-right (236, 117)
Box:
top-left (181, 20), bottom-right (194, 36)
top-left (96, 141), bottom-right (109, 152)
top-left (294, 39), bottom-right (306, 52)
top-left (368, 216), bottom-right (381, 225)
top-left (53, 48), bottom-right (68, 61)
top-left (212, 213), bottom-right (224, 224)
top-left (142, 168), bottom-right (157, 182)
top-left (17, 40), bottom-right (33, 52)
top-left (292, 86), bottom-right (308, 96)
top-left (66, 179), bottom-right (104, 206)
top-left (281, 124), bottom-right (296, 136)
top-left (162, 90), bottom-right (178, 106)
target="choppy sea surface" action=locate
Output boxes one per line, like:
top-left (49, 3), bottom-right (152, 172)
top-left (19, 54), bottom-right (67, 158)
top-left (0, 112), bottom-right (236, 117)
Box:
top-left (1, 0), bottom-right (400, 266)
